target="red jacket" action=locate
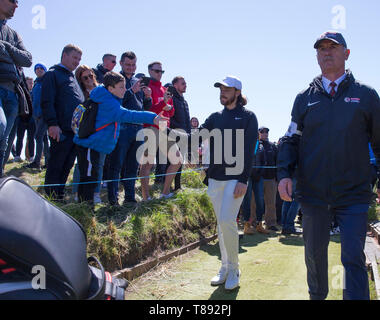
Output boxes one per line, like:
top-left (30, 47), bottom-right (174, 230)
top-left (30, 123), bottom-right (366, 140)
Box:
top-left (144, 79), bottom-right (174, 129)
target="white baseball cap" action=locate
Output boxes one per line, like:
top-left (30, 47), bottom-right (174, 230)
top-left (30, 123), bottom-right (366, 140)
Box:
top-left (214, 76), bottom-right (242, 91)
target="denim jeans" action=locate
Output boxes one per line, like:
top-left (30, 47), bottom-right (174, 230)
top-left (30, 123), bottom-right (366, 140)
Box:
top-left (33, 116), bottom-right (49, 165)
top-left (76, 145), bottom-right (102, 205)
top-left (94, 153), bottom-right (106, 194)
top-left (107, 125), bottom-right (142, 204)
top-left (73, 153), bottom-right (106, 195)
top-left (241, 176), bottom-right (264, 223)
top-left (0, 87), bottom-right (18, 177)
top-left (281, 178), bottom-right (300, 231)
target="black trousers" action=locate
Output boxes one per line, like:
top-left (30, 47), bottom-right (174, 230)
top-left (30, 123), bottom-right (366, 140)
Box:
top-left (76, 145), bottom-right (101, 205)
top-left (44, 132), bottom-right (76, 201)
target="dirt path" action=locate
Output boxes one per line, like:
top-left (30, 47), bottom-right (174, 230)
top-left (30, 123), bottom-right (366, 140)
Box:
top-left (125, 232), bottom-right (343, 300)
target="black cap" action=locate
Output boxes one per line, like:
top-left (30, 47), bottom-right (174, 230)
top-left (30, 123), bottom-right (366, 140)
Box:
top-left (314, 31), bottom-right (347, 49)
top-left (259, 126), bottom-right (269, 132)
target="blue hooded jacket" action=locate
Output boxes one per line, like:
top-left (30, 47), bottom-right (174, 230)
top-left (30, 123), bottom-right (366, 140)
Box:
top-left (74, 85), bottom-right (156, 154)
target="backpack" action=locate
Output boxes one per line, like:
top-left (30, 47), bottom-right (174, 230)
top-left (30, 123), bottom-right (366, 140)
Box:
top-left (72, 99), bottom-right (112, 139)
top-left (0, 176), bottom-right (128, 300)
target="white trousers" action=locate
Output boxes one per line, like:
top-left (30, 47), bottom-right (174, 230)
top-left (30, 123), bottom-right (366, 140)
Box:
top-left (207, 178), bottom-right (244, 271)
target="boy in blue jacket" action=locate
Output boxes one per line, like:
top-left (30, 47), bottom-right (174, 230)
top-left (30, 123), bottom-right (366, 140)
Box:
top-left (74, 71), bottom-right (167, 205)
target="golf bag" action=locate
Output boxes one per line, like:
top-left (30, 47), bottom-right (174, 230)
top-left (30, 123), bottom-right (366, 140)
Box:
top-left (0, 176), bottom-right (127, 300)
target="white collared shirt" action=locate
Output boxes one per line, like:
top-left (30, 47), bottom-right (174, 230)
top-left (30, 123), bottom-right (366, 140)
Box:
top-left (322, 73), bottom-right (346, 94)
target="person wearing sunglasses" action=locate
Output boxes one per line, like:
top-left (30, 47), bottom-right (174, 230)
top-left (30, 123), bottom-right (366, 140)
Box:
top-left (93, 53), bottom-right (117, 84)
top-left (0, 0), bottom-right (32, 177)
top-left (139, 61), bottom-right (181, 200)
top-left (75, 65), bottom-right (99, 100)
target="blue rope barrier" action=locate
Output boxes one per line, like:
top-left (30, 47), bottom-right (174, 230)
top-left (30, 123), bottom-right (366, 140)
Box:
top-left (29, 165), bottom-right (279, 188)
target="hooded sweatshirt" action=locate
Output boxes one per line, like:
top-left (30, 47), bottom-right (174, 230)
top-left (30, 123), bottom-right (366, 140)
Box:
top-left (73, 85), bottom-right (156, 154)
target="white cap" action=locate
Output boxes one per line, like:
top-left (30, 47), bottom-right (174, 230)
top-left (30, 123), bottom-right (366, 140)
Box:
top-left (214, 76), bottom-right (242, 91)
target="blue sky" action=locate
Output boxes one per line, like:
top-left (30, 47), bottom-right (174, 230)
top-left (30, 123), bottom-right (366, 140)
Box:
top-left (9, 0), bottom-right (380, 142)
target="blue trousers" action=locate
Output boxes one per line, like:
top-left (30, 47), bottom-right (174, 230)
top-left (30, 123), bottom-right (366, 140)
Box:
top-left (33, 116), bottom-right (49, 165)
top-left (107, 126), bottom-right (142, 204)
top-left (301, 203), bottom-right (369, 300)
top-left (0, 87), bottom-right (18, 177)
top-left (281, 178), bottom-right (299, 231)
top-left (241, 177), bottom-right (264, 223)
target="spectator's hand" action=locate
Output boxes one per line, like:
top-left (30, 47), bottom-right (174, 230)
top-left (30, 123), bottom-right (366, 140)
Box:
top-left (234, 182), bottom-right (247, 199)
top-left (278, 178), bottom-right (293, 202)
top-left (142, 86), bottom-right (152, 99)
top-left (154, 111), bottom-right (169, 128)
top-left (48, 126), bottom-right (62, 142)
top-left (376, 189), bottom-right (380, 204)
top-left (164, 90), bottom-right (172, 103)
top-left (131, 80), bottom-right (141, 94)
top-left (163, 104), bottom-right (173, 112)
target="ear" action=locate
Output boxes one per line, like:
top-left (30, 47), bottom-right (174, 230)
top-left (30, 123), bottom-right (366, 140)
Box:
top-left (345, 49), bottom-right (350, 60)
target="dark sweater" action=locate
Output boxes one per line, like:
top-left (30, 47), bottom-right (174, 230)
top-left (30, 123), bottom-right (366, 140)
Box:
top-left (195, 103), bottom-right (258, 184)
top-left (0, 20), bottom-right (32, 92)
top-left (41, 64), bottom-right (85, 132)
top-left (170, 90), bottom-right (191, 133)
top-left (92, 64), bottom-right (110, 84)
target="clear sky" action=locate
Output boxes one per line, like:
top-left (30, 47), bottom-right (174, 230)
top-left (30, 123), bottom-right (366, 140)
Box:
top-left (9, 0), bottom-right (380, 142)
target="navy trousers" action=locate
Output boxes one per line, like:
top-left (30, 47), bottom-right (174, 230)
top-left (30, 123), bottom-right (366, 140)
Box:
top-left (301, 203), bottom-right (369, 300)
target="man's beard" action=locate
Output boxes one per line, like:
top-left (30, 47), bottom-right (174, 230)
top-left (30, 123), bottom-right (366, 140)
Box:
top-left (220, 96), bottom-right (236, 107)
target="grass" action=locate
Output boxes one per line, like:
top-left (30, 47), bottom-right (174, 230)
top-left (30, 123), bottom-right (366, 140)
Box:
top-left (4, 160), bottom-right (215, 271)
top-left (125, 233), bottom-right (345, 300)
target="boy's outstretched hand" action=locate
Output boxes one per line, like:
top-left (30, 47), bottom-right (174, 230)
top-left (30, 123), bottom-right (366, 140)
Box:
top-left (154, 111), bottom-right (169, 129)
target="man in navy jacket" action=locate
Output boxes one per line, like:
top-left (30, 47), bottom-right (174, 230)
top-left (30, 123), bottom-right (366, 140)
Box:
top-left (41, 44), bottom-right (84, 201)
top-left (277, 31), bottom-right (380, 300)
top-left (169, 76), bottom-right (191, 191)
top-left (107, 51), bottom-right (152, 205)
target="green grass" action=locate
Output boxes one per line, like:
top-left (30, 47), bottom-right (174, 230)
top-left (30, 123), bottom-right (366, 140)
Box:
top-left (4, 161), bottom-right (215, 271)
top-left (125, 234), bottom-right (345, 300)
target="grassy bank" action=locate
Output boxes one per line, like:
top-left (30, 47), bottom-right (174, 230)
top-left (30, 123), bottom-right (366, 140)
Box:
top-left (4, 161), bottom-right (216, 271)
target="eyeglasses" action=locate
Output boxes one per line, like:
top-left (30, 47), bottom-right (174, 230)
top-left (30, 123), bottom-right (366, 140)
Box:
top-left (151, 69), bottom-right (165, 74)
top-left (82, 74), bottom-right (95, 81)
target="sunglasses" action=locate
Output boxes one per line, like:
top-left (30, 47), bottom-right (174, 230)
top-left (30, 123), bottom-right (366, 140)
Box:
top-left (259, 130), bottom-right (269, 134)
top-left (151, 69), bottom-right (165, 74)
top-left (82, 74), bottom-right (95, 81)
top-left (9, 0), bottom-right (18, 4)
top-left (110, 61), bottom-right (116, 64)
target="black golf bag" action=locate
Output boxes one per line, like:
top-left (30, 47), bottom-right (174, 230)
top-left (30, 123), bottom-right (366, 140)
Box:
top-left (0, 176), bottom-right (127, 300)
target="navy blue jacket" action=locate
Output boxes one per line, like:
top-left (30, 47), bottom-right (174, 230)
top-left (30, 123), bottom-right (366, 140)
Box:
top-left (41, 64), bottom-right (85, 132)
top-left (170, 89), bottom-right (191, 134)
top-left (277, 70), bottom-right (380, 207)
top-left (74, 86), bottom-right (156, 154)
top-left (32, 77), bottom-right (43, 118)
